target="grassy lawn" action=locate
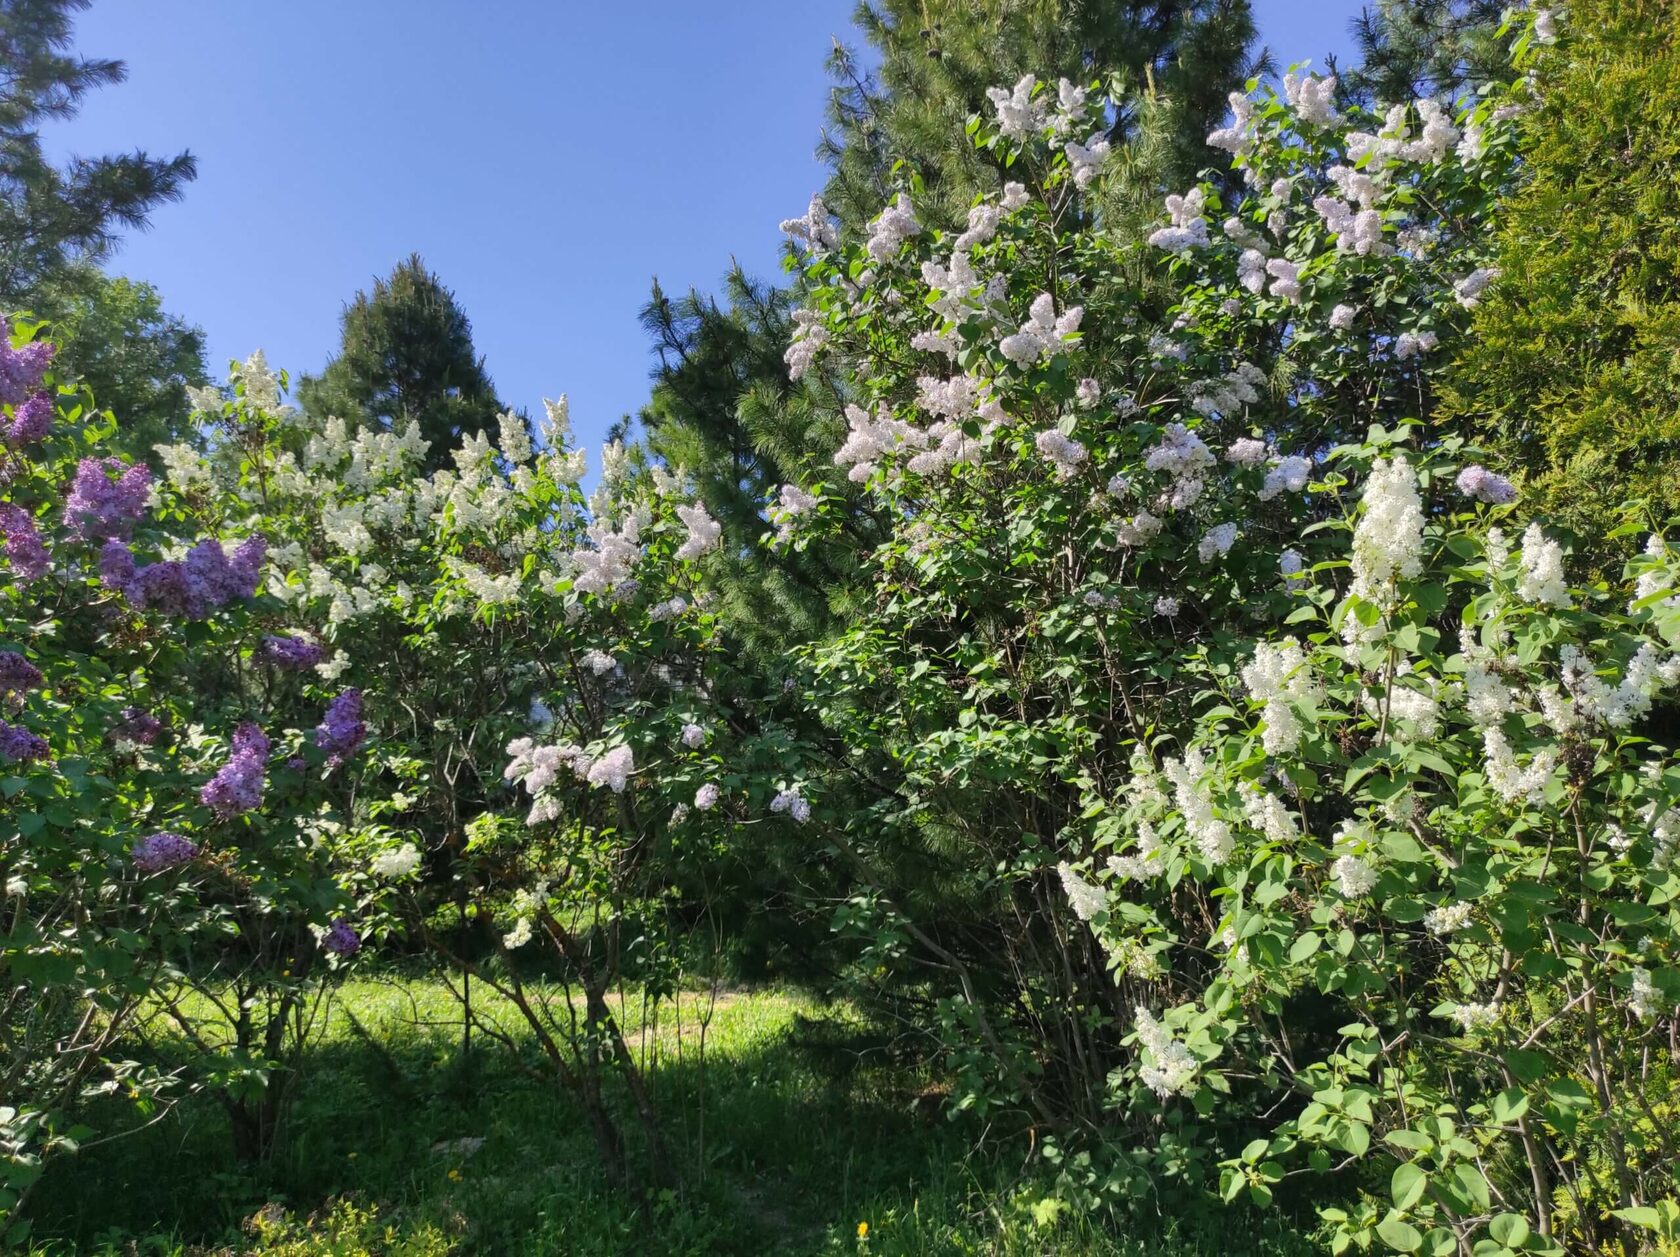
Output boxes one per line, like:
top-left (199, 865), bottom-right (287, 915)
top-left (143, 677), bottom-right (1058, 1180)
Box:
top-left (25, 977), bottom-right (1320, 1256)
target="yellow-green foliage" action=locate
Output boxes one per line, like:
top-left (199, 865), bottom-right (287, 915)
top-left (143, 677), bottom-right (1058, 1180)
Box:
top-left (244, 1199), bottom-right (457, 1256)
top-left (1440, 0), bottom-right (1680, 557)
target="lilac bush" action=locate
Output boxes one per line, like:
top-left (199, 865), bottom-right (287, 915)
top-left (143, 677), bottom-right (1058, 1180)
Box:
top-left (0, 324), bottom-right (368, 1219)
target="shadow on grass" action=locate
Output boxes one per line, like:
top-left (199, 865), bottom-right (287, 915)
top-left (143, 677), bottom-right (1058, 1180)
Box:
top-left (25, 985), bottom-right (1322, 1257)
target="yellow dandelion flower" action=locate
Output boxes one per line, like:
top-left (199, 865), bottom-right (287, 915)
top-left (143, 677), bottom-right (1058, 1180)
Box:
top-left (857, 1220), bottom-right (869, 1239)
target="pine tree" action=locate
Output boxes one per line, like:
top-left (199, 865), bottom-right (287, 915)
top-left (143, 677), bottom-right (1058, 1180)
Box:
top-left (1335, 0), bottom-right (1512, 105)
top-left (0, 0), bottom-right (196, 306)
top-left (299, 255), bottom-right (505, 471)
top-left (639, 268), bottom-right (879, 663)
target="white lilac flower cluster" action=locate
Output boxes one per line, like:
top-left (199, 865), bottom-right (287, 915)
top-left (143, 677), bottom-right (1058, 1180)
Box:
top-left (1207, 91), bottom-right (1255, 156)
top-left (505, 737), bottom-right (636, 823)
top-left (1283, 70), bottom-right (1338, 127)
top-left (1147, 189), bottom-right (1210, 252)
top-left (1482, 726), bottom-right (1557, 806)
top-left (1631, 535), bottom-right (1679, 613)
top-left (1259, 454), bottom-right (1311, 502)
top-left (1108, 820), bottom-right (1166, 881)
top-left (784, 307), bottom-right (829, 381)
top-left (1238, 782), bottom-right (1297, 844)
top-left (1444, 1001), bottom-right (1500, 1032)
top-left (999, 293), bottom-right (1084, 366)
top-left (1630, 967), bottom-right (1661, 1020)
top-left (769, 787), bottom-right (811, 823)
top-left (779, 194), bottom-right (837, 254)
top-left (1394, 329), bottom-right (1440, 360)
top-left (866, 193), bottom-right (921, 263)
top-left (371, 842), bottom-right (421, 879)
top-left (1163, 749), bottom-right (1233, 864)
top-left (1133, 1006), bottom-right (1199, 1099)
top-left (1056, 861), bottom-right (1106, 920)
top-left (1193, 363), bottom-right (1266, 417)
top-left (1347, 100), bottom-right (1461, 166)
top-left (1197, 522), bottom-right (1240, 562)
top-left (1333, 851), bottom-right (1379, 898)
top-left (1517, 522), bottom-right (1570, 608)
top-left (571, 507), bottom-right (646, 599)
top-left (675, 501), bottom-right (721, 561)
top-left (1142, 423), bottom-right (1215, 511)
top-left (580, 649), bottom-right (617, 676)
top-left (1349, 455), bottom-right (1424, 605)
top-left (1368, 667), bottom-right (1443, 740)
top-left (1560, 644), bottom-right (1680, 729)
top-left (833, 403), bottom-right (911, 483)
top-left (1424, 901), bottom-right (1473, 935)
top-left (987, 74), bottom-right (1047, 141)
top-left (768, 483), bottom-right (817, 543)
top-left (1035, 429), bottom-right (1087, 478)
top-left (1453, 267), bottom-right (1499, 308)
top-left (1241, 640), bottom-right (1319, 756)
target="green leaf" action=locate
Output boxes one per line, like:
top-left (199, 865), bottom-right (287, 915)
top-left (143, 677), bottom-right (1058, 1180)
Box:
top-left (1391, 1162), bottom-right (1427, 1210)
top-left (1384, 1129), bottom-right (1434, 1153)
top-left (1487, 1215), bottom-right (1529, 1247)
top-left (1490, 1088), bottom-right (1529, 1124)
top-left (1610, 1206), bottom-right (1662, 1230)
top-left (1376, 1213), bottom-right (1423, 1252)
top-left (1453, 1164), bottom-right (1490, 1212)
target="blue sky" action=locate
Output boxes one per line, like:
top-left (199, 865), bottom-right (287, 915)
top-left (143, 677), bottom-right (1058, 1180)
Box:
top-left (47, 1), bottom-right (1366, 458)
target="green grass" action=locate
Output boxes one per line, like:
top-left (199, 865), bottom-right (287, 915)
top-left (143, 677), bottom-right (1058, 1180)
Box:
top-left (24, 977), bottom-right (1320, 1256)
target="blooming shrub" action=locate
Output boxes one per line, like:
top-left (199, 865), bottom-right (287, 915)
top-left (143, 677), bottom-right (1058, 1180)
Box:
top-left (755, 12), bottom-right (1676, 1251)
top-left (1090, 437), bottom-right (1680, 1254)
top-left (173, 358), bottom-right (820, 1192)
top-left (0, 327), bottom-right (365, 1228)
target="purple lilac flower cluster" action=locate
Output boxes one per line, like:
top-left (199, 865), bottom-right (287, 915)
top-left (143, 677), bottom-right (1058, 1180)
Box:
top-left (314, 689), bottom-right (365, 767)
top-left (0, 718), bottom-right (48, 763)
top-left (0, 650), bottom-right (43, 707)
top-left (100, 536), bottom-right (266, 618)
top-left (112, 706), bottom-right (163, 748)
top-left (201, 722), bottom-right (269, 817)
top-left (262, 635), bottom-right (327, 670)
top-left (5, 392), bottom-right (53, 445)
top-left (132, 831), bottom-right (199, 873)
top-left (1456, 464), bottom-right (1518, 505)
top-left (64, 457), bottom-right (151, 543)
top-left (0, 504), bottom-right (48, 582)
top-left (321, 918), bottom-right (361, 956)
top-left (0, 337), bottom-right (53, 406)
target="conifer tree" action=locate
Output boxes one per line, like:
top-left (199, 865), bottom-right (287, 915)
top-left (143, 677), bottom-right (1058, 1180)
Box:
top-left (1335, 0), bottom-right (1512, 105)
top-left (639, 269), bottom-right (878, 662)
top-left (1438, 0), bottom-right (1680, 565)
top-left (300, 254), bottom-right (505, 472)
top-left (0, 0), bottom-right (196, 306)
